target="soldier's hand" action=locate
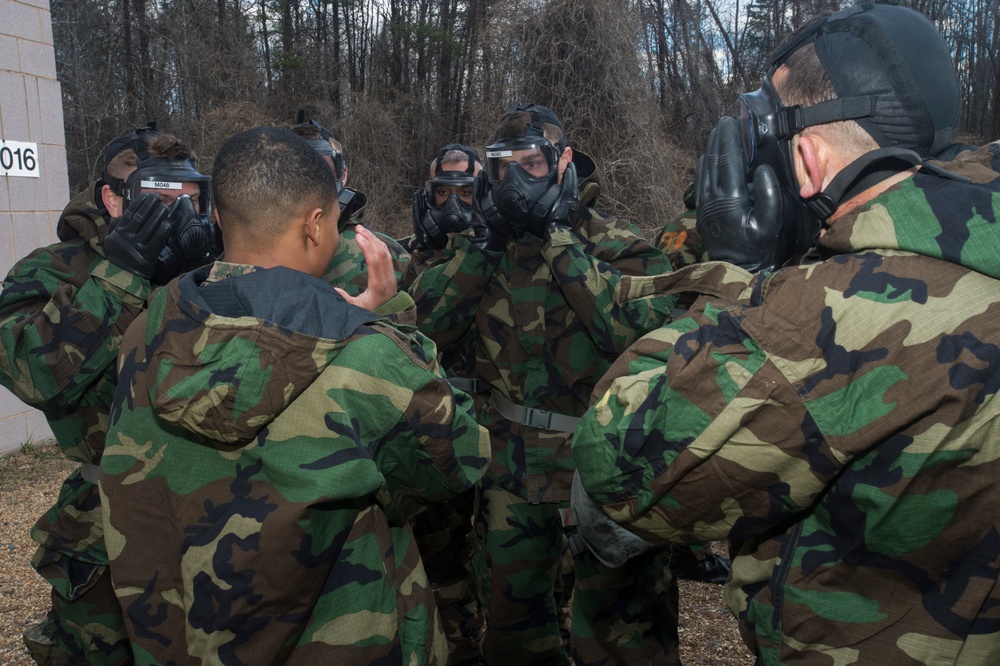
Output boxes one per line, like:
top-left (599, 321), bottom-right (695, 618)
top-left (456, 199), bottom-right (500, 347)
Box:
top-left (103, 192), bottom-right (174, 280)
top-left (695, 116), bottom-right (789, 274)
top-left (335, 225), bottom-right (397, 310)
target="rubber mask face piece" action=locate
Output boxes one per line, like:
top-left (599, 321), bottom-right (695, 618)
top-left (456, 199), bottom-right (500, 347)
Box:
top-left (485, 137), bottom-right (561, 224)
top-left (737, 76), bottom-right (798, 194)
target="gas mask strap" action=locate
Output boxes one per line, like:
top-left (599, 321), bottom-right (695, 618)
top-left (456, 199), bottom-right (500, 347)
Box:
top-left (806, 147), bottom-right (926, 219)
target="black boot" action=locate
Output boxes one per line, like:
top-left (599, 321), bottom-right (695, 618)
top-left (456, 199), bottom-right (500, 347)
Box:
top-left (669, 545), bottom-right (730, 585)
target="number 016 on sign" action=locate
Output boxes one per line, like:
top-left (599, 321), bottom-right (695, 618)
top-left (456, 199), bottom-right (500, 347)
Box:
top-left (1, 141), bottom-right (40, 178)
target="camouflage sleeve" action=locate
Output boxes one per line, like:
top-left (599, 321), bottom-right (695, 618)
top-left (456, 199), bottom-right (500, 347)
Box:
top-left (573, 297), bottom-right (838, 546)
top-left (0, 245), bottom-right (152, 413)
top-left (323, 224), bottom-right (416, 294)
top-left (408, 232), bottom-right (503, 349)
top-left (656, 209), bottom-right (708, 269)
top-left (331, 324), bottom-right (490, 519)
top-left (543, 214), bottom-right (678, 356)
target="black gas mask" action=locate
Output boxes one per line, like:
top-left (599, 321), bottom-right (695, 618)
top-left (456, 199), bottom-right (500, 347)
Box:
top-left (735, 76), bottom-right (822, 254)
top-left (294, 113), bottom-right (347, 195)
top-left (485, 135), bottom-right (566, 231)
top-left (120, 157), bottom-right (220, 284)
top-left (412, 143), bottom-right (480, 249)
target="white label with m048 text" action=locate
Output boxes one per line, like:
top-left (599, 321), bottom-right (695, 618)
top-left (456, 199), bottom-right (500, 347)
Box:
top-left (0, 141), bottom-right (40, 178)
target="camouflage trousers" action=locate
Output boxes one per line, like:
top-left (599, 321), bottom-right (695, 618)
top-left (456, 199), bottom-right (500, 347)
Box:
top-left (570, 549), bottom-right (680, 665)
top-left (23, 556), bottom-right (130, 665)
top-left (413, 489), bottom-right (485, 664)
top-left (23, 474), bottom-right (131, 665)
top-left (473, 482), bottom-right (573, 664)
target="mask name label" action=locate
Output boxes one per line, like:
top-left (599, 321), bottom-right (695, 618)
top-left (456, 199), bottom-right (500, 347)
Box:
top-left (141, 180), bottom-right (183, 190)
top-left (486, 150), bottom-right (513, 158)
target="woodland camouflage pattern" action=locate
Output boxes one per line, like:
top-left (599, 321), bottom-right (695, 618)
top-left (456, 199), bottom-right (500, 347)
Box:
top-left (409, 194), bottom-right (677, 662)
top-left (100, 261), bottom-right (489, 665)
top-left (410, 208), bottom-right (675, 504)
top-left (0, 188), bottom-right (139, 664)
top-left (324, 215), bottom-right (418, 293)
top-left (656, 183), bottom-right (706, 269)
top-left (573, 141), bottom-right (1000, 664)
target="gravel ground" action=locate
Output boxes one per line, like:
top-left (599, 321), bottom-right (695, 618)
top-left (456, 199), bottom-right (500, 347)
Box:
top-left (0, 442), bottom-right (753, 665)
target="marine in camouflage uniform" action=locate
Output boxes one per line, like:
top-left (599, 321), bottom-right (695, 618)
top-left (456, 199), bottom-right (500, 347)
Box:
top-left (0, 189), bottom-right (136, 665)
top-left (409, 105), bottom-right (678, 664)
top-left (0, 128), bottom-right (216, 665)
top-left (401, 144), bottom-right (488, 664)
top-left (574, 5), bottom-right (1000, 663)
top-left (290, 117), bottom-right (418, 293)
top-left (99, 126), bottom-right (490, 664)
top-left (324, 190), bottom-right (418, 293)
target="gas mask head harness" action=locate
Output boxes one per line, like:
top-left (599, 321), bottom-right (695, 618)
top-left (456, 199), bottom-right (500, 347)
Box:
top-left (411, 143), bottom-right (481, 249)
top-left (102, 125), bottom-right (220, 284)
top-left (294, 111), bottom-right (347, 194)
top-left (484, 103), bottom-right (575, 229)
top-left (737, 2), bottom-right (963, 222)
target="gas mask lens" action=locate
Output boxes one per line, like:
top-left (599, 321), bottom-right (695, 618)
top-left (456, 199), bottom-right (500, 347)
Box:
top-left (124, 158), bottom-right (213, 219)
top-left (735, 78), bottom-right (785, 173)
top-left (426, 172), bottom-right (475, 208)
top-left (485, 140), bottom-right (560, 183)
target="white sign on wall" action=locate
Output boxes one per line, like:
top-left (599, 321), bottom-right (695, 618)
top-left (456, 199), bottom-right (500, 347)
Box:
top-left (0, 141), bottom-right (40, 178)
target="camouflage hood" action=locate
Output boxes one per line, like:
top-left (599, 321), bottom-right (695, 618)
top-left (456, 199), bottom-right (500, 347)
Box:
top-left (573, 148), bottom-right (601, 208)
top-left (818, 141), bottom-right (1000, 278)
top-left (56, 186), bottom-right (111, 255)
top-left (138, 262), bottom-right (378, 445)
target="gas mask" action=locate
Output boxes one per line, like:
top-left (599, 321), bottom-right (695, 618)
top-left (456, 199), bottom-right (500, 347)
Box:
top-left (412, 144), bottom-right (480, 249)
top-left (294, 113), bottom-right (347, 194)
top-left (735, 76), bottom-right (821, 253)
top-left (485, 135), bottom-right (565, 230)
top-left (150, 195), bottom-right (221, 284)
top-left (120, 157), bottom-right (220, 284)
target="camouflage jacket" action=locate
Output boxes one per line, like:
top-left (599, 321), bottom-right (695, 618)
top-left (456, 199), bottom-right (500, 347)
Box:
top-left (0, 188), bottom-right (152, 566)
top-left (323, 195), bottom-right (418, 293)
top-left (100, 261), bottom-right (490, 665)
top-left (410, 208), bottom-right (675, 503)
top-left (573, 142), bottom-right (1000, 664)
top-left (656, 183), bottom-right (706, 269)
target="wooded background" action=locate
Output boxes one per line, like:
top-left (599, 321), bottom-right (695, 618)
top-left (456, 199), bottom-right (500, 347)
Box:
top-left (52, 0), bottom-right (1000, 238)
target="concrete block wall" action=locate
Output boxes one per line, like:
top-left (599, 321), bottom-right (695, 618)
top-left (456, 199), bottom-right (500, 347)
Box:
top-left (0, 0), bottom-right (65, 451)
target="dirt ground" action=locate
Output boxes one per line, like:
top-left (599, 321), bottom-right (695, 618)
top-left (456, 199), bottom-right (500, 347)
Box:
top-left (0, 442), bottom-right (753, 665)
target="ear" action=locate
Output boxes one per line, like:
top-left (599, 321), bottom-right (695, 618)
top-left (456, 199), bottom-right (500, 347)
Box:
top-left (101, 185), bottom-right (123, 218)
top-left (557, 146), bottom-right (573, 182)
top-left (342, 164), bottom-right (349, 186)
top-left (793, 134), bottom-right (832, 199)
top-left (303, 208), bottom-right (325, 247)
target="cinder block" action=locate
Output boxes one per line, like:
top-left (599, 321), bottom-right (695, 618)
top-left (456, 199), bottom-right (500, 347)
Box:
top-left (0, 211), bottom-right (15, 278)
top-left (12, 212), bottom-right (42, 261)
top-left (37, 78), bottom-right (64, 144)
top-left (24, 407), bottom-right (53, 443)
top-left (6, 176), bottom-right (38, 213)
top-left (0, 72), bottom-right (29, 139)
top-left (42, 143), bottom-right (68, 211)
top-left (0, 0), bottom-right (42, 42)
top-left (0, 35), bottom-right (19, 72)
top-left (16, 0), bottom-right (52, 11)
top-left (0, 379), bottom-right (29, 419)
top-left (40, 8), bottom-right (53, 45)
top-left (18, 40), bottom-right (56, 80)
top-left (0, 411), bottom-right (29, 456)
top-left (24, 76), bottom-right (42, 142)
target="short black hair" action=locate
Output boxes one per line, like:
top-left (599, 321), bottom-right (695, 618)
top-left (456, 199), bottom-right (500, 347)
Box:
top-left (212, 126), bottom-right (339, 239)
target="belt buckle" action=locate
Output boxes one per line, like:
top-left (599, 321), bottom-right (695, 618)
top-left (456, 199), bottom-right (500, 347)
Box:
top-left (524, 407), bottom-right (552, 430)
